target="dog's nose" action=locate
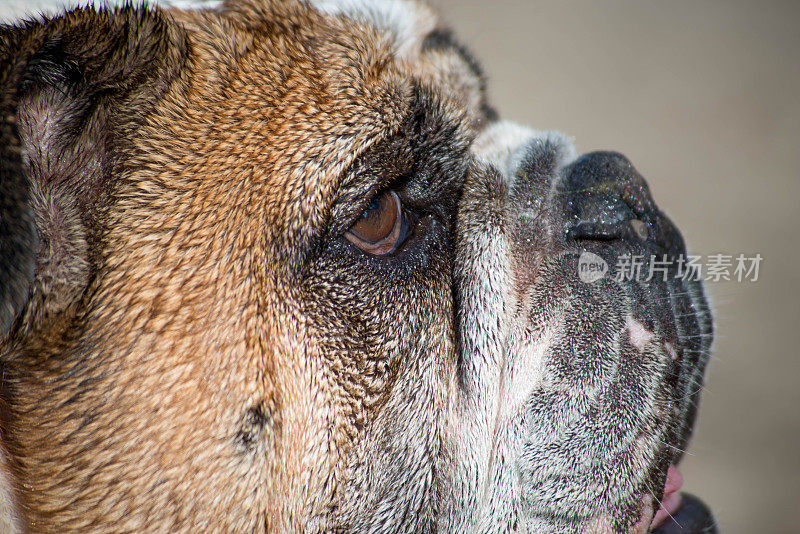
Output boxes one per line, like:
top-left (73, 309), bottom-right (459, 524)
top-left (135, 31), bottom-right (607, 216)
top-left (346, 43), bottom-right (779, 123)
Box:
top-left (558, 151), bottom-right (685, 256)
top-left (557, 149), bottom-right (714, 459)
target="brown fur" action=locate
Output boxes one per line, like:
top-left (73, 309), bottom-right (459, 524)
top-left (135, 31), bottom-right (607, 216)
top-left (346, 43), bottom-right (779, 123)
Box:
top-left (0, 1), bottom-right (715, 532)
top-left (0, 0), bottom-right (486, 531)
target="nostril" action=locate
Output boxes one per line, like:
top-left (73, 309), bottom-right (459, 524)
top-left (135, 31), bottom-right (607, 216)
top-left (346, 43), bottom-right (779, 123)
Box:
top-left (564, 206), bottom-right (645, 243)
top-left (629, 219), bottom-right (648, 241)
top-left (559, 152), bottom-right (653, 244)
top-left (558, 151), bottom-right (686, 255)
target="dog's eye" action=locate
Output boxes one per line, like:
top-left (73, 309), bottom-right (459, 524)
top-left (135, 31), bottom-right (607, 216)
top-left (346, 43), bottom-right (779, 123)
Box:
top-left (345, 191), bottom-right (409, 255)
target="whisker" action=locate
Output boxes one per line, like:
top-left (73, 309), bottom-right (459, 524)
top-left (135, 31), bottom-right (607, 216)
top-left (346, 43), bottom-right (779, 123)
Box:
top-left (641, 478), bottom-right (683, 529)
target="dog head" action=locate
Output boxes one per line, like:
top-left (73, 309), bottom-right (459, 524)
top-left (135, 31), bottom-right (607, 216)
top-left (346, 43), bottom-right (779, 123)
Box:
top-left (0, 1), bottom-right (714, 532)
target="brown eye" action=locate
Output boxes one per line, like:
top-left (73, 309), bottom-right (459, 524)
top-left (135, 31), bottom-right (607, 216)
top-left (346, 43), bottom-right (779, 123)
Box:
top-left (345, 191), bottom-right (405, 255)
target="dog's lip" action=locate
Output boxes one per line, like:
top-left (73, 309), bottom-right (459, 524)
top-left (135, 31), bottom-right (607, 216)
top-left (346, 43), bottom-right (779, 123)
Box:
top-left (651, 464), bottom-right (684, 527)
top-left (648, 465), bottom-right (721, 534)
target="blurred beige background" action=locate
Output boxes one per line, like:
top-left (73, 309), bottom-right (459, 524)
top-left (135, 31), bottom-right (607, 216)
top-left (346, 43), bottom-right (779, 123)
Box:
top-left (436, 1), bottom-right (799, 532)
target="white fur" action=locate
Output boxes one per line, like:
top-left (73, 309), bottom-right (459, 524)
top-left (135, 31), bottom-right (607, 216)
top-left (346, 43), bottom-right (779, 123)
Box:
top-left (306, 0), bottom-right (436, 59)
top-left (626, 315), bottom-right (655, 352)
top-left (471, 121), bottom-right (577, 186)
top-left (0, 457), bottom-right (20, 534)
top-left (441, 121), bottom-right (581, 531)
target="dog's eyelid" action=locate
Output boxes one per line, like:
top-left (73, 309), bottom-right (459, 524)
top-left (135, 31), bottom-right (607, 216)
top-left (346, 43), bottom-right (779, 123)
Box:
top-left (326, 173), bottom-right (397, 241)
top-left (323, 94), bottom-right (464, 241)
top-left (327, 157), bottom-right (413, 239)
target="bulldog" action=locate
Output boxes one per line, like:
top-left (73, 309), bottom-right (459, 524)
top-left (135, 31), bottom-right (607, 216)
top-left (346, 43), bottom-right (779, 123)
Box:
top-left (0, 0), bottom-right (716, 532)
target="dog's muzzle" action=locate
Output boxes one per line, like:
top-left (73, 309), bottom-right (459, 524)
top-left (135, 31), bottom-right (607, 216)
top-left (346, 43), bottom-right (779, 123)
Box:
top-left (450, 123), bottom-right (715, 533)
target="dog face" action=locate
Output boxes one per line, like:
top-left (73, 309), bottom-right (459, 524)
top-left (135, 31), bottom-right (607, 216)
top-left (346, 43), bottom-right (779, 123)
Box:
top-left (0, 1), bottom-right (713, 532)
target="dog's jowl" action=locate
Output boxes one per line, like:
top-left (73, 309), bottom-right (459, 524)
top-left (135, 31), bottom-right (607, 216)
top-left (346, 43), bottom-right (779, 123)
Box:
top-left (0, 1), bottom-right (715, 532)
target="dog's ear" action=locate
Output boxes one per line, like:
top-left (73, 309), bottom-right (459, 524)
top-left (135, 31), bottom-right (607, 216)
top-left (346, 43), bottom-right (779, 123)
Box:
top-left (0, 6), bottom-right (184, 339)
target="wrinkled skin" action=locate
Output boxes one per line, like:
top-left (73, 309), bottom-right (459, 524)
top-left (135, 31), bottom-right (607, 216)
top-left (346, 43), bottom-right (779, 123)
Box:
top-left (447, 127), bottom-right (714, 532)
top-left (0, 0), bottom-right (714, 532)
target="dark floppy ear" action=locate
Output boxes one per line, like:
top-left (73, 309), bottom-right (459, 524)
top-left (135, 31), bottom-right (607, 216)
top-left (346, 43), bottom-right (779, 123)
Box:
top-left (0, 6), bottom-right (185, 338)
top-left (0, 78), bottom-right (36, 336)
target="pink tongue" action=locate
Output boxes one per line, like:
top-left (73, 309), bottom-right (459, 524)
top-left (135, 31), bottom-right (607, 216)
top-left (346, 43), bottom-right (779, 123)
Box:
top-left (651, 465), bottom-right (684, 528)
